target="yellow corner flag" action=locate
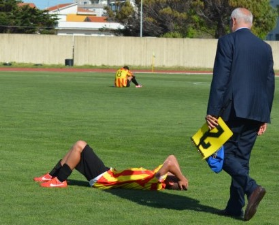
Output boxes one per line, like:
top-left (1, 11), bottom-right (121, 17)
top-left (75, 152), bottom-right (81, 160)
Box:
top-left (191, 117), bottom-right (233, 159)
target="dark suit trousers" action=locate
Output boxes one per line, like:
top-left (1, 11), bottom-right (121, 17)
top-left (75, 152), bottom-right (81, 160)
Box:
top-left (223, 118), bottom-right (262, 215)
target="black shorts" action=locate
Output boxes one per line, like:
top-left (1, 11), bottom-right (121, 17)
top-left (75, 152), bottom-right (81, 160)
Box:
top-left (75, 145), bottom-right (110, 181)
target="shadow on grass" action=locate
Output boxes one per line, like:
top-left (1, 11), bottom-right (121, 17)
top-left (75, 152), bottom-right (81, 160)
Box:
top-left (68, 179), bottom-right (218, 213)
top-left (68, 179), bottom-right (90, 187)
top-left (104, 189), bottom-right (218, 214)
top-left (66, 179), bottom-right (244, 219)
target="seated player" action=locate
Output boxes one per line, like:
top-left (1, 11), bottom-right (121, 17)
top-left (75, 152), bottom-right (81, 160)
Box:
top-left (115, 66), bottom-right (142, 88)
top-left (34, 140), bottom-right (188, 190)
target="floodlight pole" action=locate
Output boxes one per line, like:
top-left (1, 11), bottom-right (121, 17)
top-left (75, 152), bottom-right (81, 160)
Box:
top-left (140, 0), bottom-right (143, 37)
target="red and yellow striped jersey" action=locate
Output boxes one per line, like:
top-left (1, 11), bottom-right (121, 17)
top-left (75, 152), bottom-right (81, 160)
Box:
top-left (90, 165), bottom-right (167, 190)
top-left (115, 68), bottom-right (133, 88)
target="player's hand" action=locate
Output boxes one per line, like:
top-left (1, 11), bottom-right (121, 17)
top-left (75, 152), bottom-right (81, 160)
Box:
top-left (205, 115), bottom-right (219, 129)
top-left (258, 123), bottom-right (267, 136)
top-left (178, 178), bottom-right (188, 190)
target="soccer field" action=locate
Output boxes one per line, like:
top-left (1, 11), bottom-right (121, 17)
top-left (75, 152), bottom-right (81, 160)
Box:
top-left (0, 71), bottom-right (278, 225)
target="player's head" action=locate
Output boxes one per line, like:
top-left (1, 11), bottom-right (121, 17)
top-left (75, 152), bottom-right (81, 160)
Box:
top-left (165, 175), bottom-right (183, 190)
top-left (123, 66), bottom-right (129, 70)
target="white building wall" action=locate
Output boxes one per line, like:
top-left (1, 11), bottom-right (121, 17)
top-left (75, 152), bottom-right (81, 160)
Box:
top-left (86, 7), bottom-right (104, 17)
top-left (57, 21), bottom-right (124, 36)
top-left (75, 0), bottom-right (92, 5)
top-left (50, 4), bottom-right (78, 14)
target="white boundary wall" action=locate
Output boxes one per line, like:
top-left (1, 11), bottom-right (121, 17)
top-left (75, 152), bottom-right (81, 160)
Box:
top-left (1, 34), bottom-right (279, 70)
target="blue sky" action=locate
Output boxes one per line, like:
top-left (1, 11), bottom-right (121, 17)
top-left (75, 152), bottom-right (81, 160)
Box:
top-left (23, 0), bottom-right (74, 9)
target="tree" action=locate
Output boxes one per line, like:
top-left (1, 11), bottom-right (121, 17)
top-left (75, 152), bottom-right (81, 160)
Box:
top-left (190, 0), bottom-right (231, 38)
top-left (0, 0), bottom-right (58, 34)
top-left (192, 0), bottom-right (278, 39)
top-left (104, 1), bottom-right (136, 36)
top-left (142, 0), bottom-right (194, 37)
top-left (105, 0), bottom-right (196, 37)
top-left (230, 0), bottom-right (278, 39)
top-left (0, 0), bottom-right (19, 33)
top-left (105, 0), bottom-right (277, 39)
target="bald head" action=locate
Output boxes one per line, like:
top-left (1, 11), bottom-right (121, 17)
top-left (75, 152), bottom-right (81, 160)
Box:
top-left (230, 8), bottom-right (253, 32)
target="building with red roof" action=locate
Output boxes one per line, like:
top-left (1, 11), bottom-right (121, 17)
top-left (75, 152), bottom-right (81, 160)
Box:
top-left (47, 3), bottom-right (123, 36)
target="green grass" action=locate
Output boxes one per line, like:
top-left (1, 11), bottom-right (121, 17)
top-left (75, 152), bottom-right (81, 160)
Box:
top-left (0, 71), bottom-right (278, 225)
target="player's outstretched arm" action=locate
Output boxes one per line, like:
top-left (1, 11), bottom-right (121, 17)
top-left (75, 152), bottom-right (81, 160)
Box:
top-left (155, 155), bottom-right (188, 190)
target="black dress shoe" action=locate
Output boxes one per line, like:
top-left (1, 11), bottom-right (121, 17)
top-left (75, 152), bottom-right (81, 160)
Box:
top-left (244, 186), bottom-right (266, 221)
top-left (217, 209), bottom-right (244, 219)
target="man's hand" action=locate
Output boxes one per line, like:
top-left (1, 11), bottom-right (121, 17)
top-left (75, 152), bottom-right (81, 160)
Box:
top-left (258, 123), bottom-right (267, 136)
top-left (205, 115), bottom-right (219, 129)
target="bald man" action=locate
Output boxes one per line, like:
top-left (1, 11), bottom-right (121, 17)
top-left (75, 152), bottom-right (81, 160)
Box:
top-left (206, 8), bottom-right (274, 221)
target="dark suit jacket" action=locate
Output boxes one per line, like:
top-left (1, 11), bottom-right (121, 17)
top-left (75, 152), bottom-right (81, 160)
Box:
top-left (207, 28), bottom-right (275, 123)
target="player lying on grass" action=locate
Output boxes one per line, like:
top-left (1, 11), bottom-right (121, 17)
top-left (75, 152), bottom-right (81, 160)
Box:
top-left (34, 140), bottom-right (188, 190)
